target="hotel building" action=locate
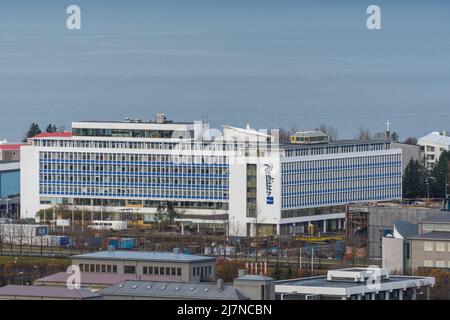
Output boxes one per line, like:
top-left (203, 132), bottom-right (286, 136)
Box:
top-left (20, 114), bottom-right (402, 237)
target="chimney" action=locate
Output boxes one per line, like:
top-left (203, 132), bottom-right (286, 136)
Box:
top-left (216, 279), bottom-right (224, 291)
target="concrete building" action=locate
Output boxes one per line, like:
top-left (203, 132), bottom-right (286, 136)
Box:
top-left (347, 204), bottom-right (444, 259)
top-left (275, 267), bottom-right (435, 300)
top-left (0, 144), bottom-right (22, 162)
top-left (0, 161), bottom-right (20, 199)
top-left (98, 274), bottom-right (275, 300)
top-left (0, 285), bottom-right (101, 300)
top-left (20, 114), bottom-right (402, 236)
top-left (382, 220), bottom-right (418, 274)
top-left (418, 131), bottom-right (450, 167)
top-left (71, 249), bottom-right (216, 282)
top-left (409, 214), bottom-right (450, 271)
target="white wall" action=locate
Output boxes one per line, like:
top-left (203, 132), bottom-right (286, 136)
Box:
top-left (20, 146), bottom-right (40, 219)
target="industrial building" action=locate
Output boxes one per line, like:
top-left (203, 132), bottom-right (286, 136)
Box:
top-left (21, 114), bottom-right (402, 236)
top-left (71, 249), bottom-right (216, 282)
top-left (347, 203), bottom-right (444, 259)
top-left (0, 143), bottom-right (22, 162)
top-left (275, 267), bottom-right (435, 300)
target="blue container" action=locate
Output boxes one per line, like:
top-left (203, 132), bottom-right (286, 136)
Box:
top-left (119, 238), bottom-right (135, 250)
top-left (58, 236), bottom-right (70, 246)
top-left (108, 238), bottom-right (120, 249)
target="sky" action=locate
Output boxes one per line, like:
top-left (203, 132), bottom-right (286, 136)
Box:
top-left (0, 0), bottom-right (450, 142)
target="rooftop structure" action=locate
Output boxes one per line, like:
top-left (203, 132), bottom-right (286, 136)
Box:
top-left (98, 279), bottom-right (243, 300)
top-left (72, 250), bottom-right (215, 263)
top-left (276, 267), bottom-right (435, 300)
top-left (0, 285), bottom-right (101, 300)
top-left (289, 131), bottom-right (329, 144)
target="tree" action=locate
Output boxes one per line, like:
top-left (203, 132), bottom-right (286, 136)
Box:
top-left (356, 125), bottom-right (371, 141)
top-left (430, 150), bottom-right (450, 198)
top-left (23, 123), bottom-right (41, 142)
top-left (315, 123), bottom-right (338, 141)
top-left (404, 137), bottom-right (418, 145)
top-left (46, 124), bottom-right (57, 133)
top-left (402, 159), bottom-right (428, 199)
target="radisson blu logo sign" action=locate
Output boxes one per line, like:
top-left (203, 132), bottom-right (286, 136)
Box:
top-left (264, 164), bottom-right (274, 205)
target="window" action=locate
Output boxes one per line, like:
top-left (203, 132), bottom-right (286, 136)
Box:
top-left (95, 264), bottom-right (100, 272)
top-left (436, 260), bottom-right (446, 268)
top-left (424, 241), bottom-right (434, 252)
top-left (424, 260), bottom-right (434, 267)
top-left (124, 266), bottom-right (136, 274)
top-left (143, 266), bottom-right (148, 275)
top-left (107, 265), bottom-right (112, 273)
top-left (171, 268), bottom-right (176, 276)
top-left (166, 267), bottom-right (170, 275)
top-left (154, 267), bottom-right (159, 275)
top-left (436, 242), bottom-right (446, 252)
top-left (112, 265), bottom-right (117, 273)
top-left (177, 268), bottom-right (182, 276)
top-left (160, 267), bottom-right (164, 275)
top-left (90, 264), bottom-right (95, 272)
top-left (148, 266), bottom-right (153, 275)
top-left (101, 265), bottom-right (106, 273)
top-left (79, 264), bottom-right (84, 272)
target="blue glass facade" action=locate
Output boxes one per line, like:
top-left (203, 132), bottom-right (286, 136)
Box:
top-left (0, 170), bottom-right (20, 198)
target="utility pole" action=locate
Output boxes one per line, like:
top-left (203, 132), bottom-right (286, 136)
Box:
top-left (311, 246), bottom-right (314, 276)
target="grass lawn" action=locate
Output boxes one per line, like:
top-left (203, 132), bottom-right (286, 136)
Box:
top-left (0, 256), bottom-right (70, 267)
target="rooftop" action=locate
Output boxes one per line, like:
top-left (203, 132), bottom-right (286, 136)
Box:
top-left (71, 250), bottom-right (216, 263)
top-left (394, 220), bottom-right (419, 239)
top-left (31, 132), bottom-right (73, 139)
top-left (420, 214), bottom-right (450, 224)
top-left (98, 280), bottom-right (243, 300)
top-left (418, 131), bottom-right (450, 146)
top-left (0, 144), bottom-right (23, 150)
top-left (281, 139), bottom-right (390, 150)
top-left (0, 285), bottom-right (100, 299)
top-left (408, 231), bottom-right (450, 241)
top-left (35, 272), bottom-right (181, 287)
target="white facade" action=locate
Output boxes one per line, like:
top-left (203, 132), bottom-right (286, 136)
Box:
top-left (20, 116), bottom-right (402, 236)
top-left (418, 131), bottom-right (450, 167)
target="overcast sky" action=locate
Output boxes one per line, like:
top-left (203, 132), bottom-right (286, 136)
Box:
top-left (1, 0), bottom-right (450, 142)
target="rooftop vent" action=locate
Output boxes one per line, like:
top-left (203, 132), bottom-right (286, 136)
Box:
top-left (156, 113), bottom-right (166, 124)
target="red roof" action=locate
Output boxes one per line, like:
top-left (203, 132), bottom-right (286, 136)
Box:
top-left (31, 132), bottom-right (73, 139)
top-left (0, 144), bottom-right (23, 150)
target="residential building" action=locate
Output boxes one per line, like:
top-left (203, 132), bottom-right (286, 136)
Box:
top-left (275, 267), bottom-right (435, 300)
top-left (417, 131), bottom-right (450, 167)
top-left (20, 114), bottom-right (402, 236)
top-left (408, 214), bottom-right (450, 271)
top-left (71, 249), bottom-right (216, 282)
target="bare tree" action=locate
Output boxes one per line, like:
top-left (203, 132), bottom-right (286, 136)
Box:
top-left (315, 123), bottom-right (338, 141)
top-left (404, 137), bottom-right (418, 145)
top-left (356, 125), bottom-right (371, 141)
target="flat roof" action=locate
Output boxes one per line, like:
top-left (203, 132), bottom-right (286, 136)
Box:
top-left (0, 285), bottom-right (100, 299)
top-left (420, 214), bottom-right (450, 224)
top-left (98, 280), bottom-right (243, 300)
top-left (35, 272), bottom-right (180, 286)
top-left (408, 231), bottom-right (450, 241)
top-left (276, 274), bottom-right (435, 297)
top-left (281, 139), bottom-right (390, 150)
top-left (71, 250), bottom-right (216, 263)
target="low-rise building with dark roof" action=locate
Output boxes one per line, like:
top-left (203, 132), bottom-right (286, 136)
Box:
top-left (71, 248), bottom-right (216, 282)
top-left (0, 285), bottom-right (101, 300)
